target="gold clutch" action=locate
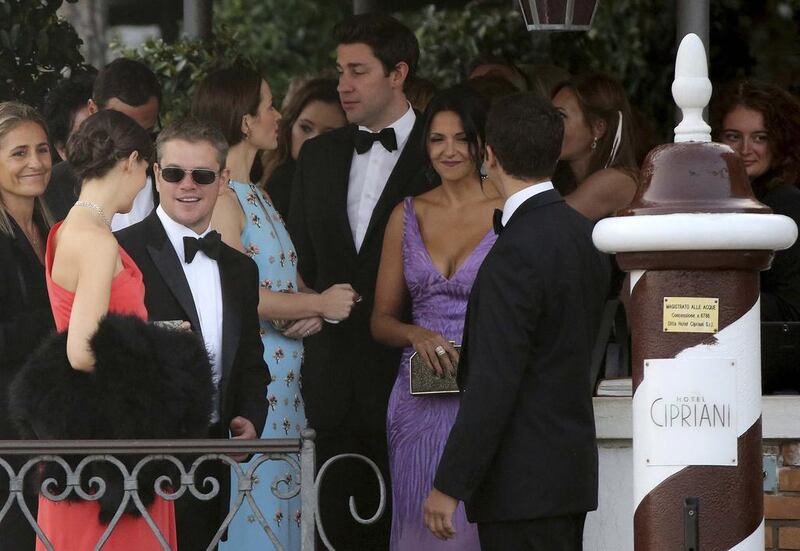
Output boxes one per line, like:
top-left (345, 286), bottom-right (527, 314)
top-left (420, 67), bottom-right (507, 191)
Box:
top-left (409, 344), bottom-right (461, 396)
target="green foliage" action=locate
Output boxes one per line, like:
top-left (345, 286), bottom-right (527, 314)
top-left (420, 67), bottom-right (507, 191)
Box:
top-left (112, 30), bottom-right (246, 125)
top-left (112, 0), bottom-right (349, 123)
top-left (0, 0), bottom-right (86, 108)
top-left (400, 0), bottom-right (676, 139)
top-left (213, 0), bottom-right (349, 98)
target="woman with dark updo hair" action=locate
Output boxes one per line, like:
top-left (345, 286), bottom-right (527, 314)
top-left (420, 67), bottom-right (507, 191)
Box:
top-left (712, 79), bottom-right (800, 321)
top-left (11, 110), bottom-right (214, 550)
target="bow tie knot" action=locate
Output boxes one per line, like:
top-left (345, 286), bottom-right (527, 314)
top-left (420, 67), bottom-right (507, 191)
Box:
top-left (492, 209), bottom-right (504, 236)
top-left (184, 231), bottom-right (222, 263)
top-left (354, 127), bottom-right (398, 154)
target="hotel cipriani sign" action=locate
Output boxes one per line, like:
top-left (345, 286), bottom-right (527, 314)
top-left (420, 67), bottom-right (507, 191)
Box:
top-left (638, 358), bottom-right (737, 467)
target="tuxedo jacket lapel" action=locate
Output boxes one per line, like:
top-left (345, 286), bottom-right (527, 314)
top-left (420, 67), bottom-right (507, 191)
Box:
top-left (218, 247), bottom-right (242, 380)
top-left (330, 126), bottom-right (358, 259)
top-left (143, 214), bottom-right (202, 335)
top-left (360, 116), bottom-right (425, 255)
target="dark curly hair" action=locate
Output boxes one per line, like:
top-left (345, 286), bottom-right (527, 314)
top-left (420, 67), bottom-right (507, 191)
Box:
top-left (66, 110), bottom-right (153, 183)
top-left (711, 79), bottom-right (800, 187)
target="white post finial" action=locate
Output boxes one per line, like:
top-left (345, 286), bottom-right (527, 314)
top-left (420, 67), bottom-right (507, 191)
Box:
top-left (672, 33), bottom-right (712, 143)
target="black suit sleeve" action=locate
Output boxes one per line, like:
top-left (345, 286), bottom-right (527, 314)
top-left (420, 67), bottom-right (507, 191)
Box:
top-left (288, 151), bottom-right (316, 288)
top-left (235, 258), bottom-right (270, 435)
top-left (433, 250), bottom-right (542, 503)
top-left (0, 308), bottom-right (54, 368)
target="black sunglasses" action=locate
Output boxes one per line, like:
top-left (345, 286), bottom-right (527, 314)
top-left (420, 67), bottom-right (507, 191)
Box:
top-left (159, 166), bottom-right (218, 185)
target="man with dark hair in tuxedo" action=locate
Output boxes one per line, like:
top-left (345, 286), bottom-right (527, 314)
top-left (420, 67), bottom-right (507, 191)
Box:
top-left (116, 117), bottom-right (269, 550)
top-left (288, 13), bottom-right (435, 550)
top-left (424, 93), bottom-right (610, 550)
top-left (46, 58), bottom-right (161, 228)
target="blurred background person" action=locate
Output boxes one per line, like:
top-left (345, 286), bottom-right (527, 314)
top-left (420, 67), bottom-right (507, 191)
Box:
top-left (260, 77), bottom-right (346, 220)
top-left (44, 59), bottom-right (161, 229)
top-left (41, 71), bottom-right (96, 162)
top-left (467, 54), bottom-right (528, 92)
top-left (0, 101), bottom-right (54, 551)
top-left (712, 79), bottom-right (800, 321)
top-left (192, 64), bottom-right (357, 551)
top-left (371, 86), bottom-right (500, 551)
top-left (405, 77), bottom-right (438, 112)
top-left (552, 72), bottom-right (639, 222)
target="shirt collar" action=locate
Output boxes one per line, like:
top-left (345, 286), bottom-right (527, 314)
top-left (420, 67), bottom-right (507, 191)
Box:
top-left (358, 102), bottom-right (416, 151)
top-left (501, 181), bottom-right (554, 227)
top-left (156, 205), bottom-right (213, 263)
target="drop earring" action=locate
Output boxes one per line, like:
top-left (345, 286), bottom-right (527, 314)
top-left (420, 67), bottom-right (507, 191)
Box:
top-left (591, 136), bottom-right (598, 150)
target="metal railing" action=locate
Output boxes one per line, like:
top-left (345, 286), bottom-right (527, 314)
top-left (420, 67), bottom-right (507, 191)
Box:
top-left (0, 429), bottom-right (386, 551)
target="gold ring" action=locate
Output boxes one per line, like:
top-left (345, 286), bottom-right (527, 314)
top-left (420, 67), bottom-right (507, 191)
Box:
top-left (435, 345), bottom-right (446, 357)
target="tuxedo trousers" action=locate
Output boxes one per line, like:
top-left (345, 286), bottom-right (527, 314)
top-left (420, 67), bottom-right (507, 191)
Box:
top-left (313, 415), bottom-right (391, 551)
top-left (477, 513), bottom-right (586, 551)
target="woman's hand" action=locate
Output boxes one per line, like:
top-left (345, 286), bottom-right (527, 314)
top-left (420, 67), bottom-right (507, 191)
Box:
top-left (283, 316), bottom-right (323, 340)
top-left (408, 327), bottom-right (459, 377)
top-left (319, 283), bottom-right (359, 321)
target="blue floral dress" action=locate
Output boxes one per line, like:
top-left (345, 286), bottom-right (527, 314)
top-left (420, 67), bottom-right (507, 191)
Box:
top-left (220, 181), bottom-right (305, 551)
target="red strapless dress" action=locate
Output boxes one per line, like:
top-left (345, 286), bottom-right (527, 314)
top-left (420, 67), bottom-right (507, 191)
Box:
top-left (36, 222), bottom-right (178, 550)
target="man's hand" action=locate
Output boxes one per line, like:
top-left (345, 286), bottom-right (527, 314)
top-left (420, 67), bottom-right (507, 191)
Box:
top-left (229, 416), bottom-right (257, 462)
top-left (423, 488), bottom-right (458, 540)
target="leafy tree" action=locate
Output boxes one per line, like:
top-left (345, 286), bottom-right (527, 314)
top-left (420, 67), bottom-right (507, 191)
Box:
top-left (0, 0), bottom-right (87, 108)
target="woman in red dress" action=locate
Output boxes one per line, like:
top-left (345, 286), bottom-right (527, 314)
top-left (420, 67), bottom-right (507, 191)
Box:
top-left (11, 110), bottom-right (213, 550)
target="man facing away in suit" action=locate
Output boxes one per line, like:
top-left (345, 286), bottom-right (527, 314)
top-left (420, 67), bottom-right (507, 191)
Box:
top-left (116, 118), bottom-right (270, 549)
top-left (424, 93), bottom-right (611, 550)
top-left (288, 13), bottom-right (436, 550)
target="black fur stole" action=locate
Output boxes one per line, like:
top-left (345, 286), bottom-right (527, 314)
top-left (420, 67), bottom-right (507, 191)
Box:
top-left (8, 314), bottom-right (214, 523)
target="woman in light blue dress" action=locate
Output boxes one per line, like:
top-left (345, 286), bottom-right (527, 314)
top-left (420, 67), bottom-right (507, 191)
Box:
top-left (192, 65), bottom-right (358, 550)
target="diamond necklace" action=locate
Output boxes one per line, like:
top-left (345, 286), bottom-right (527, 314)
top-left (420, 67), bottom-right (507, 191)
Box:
top-left (74, 200), bottom-right (112, 228)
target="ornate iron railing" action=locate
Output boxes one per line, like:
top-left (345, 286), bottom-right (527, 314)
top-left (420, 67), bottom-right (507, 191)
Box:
top-left (0, 429), bottom-right (386, 551)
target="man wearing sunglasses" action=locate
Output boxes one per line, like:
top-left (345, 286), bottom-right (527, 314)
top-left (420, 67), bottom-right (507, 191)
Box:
top-left (115, 118), bottom-right (270, 550)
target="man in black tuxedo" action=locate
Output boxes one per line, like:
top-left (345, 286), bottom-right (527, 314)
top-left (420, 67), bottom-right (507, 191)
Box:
top-left (116, 118), bottom-right (269, 549)
top-left (424, 94), bottom-right (610, 550)
top-left (288, 13), bottom-right (435, 550)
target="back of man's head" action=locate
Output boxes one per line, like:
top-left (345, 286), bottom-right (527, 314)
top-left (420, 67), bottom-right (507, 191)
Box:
top-left (486, 93), bottom-right (563, 181)
top-left (334, 13), bottom-right (419, 82)
top-left (93, 58), bottom-right (162, 109)
top-left (156, 117), bottom-right (229, 170)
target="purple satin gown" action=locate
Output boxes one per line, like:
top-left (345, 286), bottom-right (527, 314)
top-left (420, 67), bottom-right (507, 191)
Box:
top-left (387, 197), bottom-right (496, 551)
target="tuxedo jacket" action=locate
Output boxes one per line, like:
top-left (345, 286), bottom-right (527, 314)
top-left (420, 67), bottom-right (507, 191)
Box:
top-left (434, 189), bottom-right (610, 523)
top-left (115, 212), bottom-right (269, 436)
top-left (288, 121), bottom-right (435, 432)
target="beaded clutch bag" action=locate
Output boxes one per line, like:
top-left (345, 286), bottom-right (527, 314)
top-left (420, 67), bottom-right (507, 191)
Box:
top-left (409, 344), bottom-right (460, 396)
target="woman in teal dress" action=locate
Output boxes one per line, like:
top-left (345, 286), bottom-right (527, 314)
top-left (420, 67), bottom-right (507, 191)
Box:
top-left (192, 65), bottom-right (359, 550)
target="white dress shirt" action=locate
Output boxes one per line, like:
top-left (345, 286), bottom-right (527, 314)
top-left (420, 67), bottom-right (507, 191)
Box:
top-left (111, 176), bottom-right (155, 231)
top-left (501, 181), bottom-right (555, 227)
top-left (156, 205), bottom-right (224, 423)
top-left (347, 104), bottom-right (416, 251)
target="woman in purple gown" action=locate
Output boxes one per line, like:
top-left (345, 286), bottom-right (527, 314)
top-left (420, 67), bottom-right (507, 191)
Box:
top-left (371, 86), bottom-right (501, 550)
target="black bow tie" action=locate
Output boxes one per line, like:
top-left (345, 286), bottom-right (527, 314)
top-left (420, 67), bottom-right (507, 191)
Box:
top-left (184, 231), bottom-right (222, 263)
top-left (354, 127), bottom-right (398, 154)
top-left (493, 209), bottom-right (504, 236)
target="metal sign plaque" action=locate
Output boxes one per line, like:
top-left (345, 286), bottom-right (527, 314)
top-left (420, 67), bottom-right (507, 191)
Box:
top-left (640, 358), bottom-right (737, 466)
top-left (663, 297), bottom-right (719, 333)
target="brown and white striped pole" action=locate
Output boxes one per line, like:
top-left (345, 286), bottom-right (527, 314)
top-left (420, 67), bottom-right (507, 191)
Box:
top-left (594, 34), bottom-right (797, 550)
